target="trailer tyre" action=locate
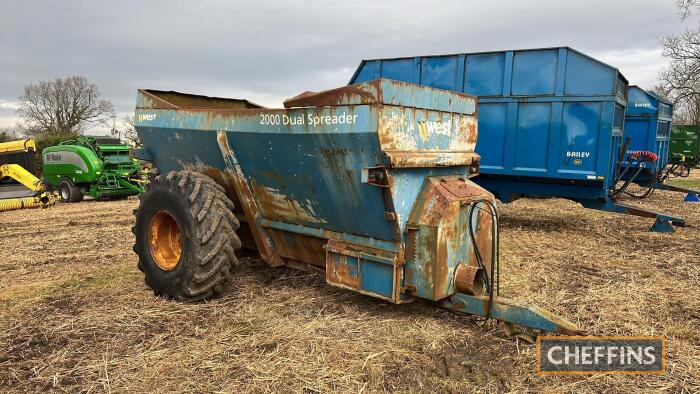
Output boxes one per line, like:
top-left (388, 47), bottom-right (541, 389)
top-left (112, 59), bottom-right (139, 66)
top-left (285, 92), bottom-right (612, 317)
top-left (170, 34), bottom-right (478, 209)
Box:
top-left (132, 171), bottom-right (241, 301)
top-left (59, 179), bottom-right (84, 203)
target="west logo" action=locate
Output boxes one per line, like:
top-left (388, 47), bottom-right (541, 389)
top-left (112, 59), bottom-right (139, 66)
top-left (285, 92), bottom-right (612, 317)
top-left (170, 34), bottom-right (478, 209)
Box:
top-left (417, 119), bottom-right (452, 141)
top-left (138, 113), bottom-right (157, 122)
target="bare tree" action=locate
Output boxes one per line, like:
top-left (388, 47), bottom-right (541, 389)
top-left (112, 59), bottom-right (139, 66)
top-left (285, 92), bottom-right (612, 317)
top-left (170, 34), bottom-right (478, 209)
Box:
top-left (111, 114), bottom-right (141, 147)
top-left (677, 0), bottom-right (698, 19)
top-left (0, 127), bottom-right (19, 143)
top-left (17, 76), bottom-right (115, 136)
top-left (668, 95), bottom-right (700, 124)
top-left (659, 30), bottom-right (700, 124)
top-left (657, 82), bottom-right (700, 124)
top-left (646, 84), bottom-right (687, 123)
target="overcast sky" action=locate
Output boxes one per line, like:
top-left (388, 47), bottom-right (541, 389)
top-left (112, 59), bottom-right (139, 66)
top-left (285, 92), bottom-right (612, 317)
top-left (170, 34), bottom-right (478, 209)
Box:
top-left (0, 0), bottom-right (696, 131)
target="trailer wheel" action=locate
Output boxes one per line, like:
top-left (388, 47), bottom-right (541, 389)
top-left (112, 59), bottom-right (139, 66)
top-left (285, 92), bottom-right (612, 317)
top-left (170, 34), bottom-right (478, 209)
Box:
top-left (132, 171), bottom-right (241, 301)
top-left (59, 179), bottom-right (84, 203)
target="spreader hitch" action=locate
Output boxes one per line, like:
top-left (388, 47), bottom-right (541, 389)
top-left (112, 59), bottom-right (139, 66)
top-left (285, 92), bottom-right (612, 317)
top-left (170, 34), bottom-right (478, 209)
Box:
top-left (440, 293), bottom-right (580, 335)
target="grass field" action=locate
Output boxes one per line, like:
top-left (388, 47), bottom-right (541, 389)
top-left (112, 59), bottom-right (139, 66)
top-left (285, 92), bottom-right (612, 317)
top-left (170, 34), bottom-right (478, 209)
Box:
top-left (0, 177), bottom-right (698, 392)
top-left (669, 177), bottom-right (700, 190)
top-left (667, 166), bottom-right (700, 191)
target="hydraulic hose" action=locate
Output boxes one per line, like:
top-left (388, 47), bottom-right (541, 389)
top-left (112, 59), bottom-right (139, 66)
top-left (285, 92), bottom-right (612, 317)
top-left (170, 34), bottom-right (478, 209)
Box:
top-left (611, 151), bottom-right (657, 199)
top-left (467, 199), bottom-right (500, 316)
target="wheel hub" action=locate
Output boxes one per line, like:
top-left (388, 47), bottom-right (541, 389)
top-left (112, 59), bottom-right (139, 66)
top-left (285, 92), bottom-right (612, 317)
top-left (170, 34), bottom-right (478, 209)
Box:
top-left (148, 210), bottom-right (182, 270)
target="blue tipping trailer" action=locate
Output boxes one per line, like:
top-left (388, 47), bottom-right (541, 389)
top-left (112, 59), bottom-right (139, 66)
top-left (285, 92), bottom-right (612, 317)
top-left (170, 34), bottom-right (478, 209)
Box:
top-left (624, 86), bottom-right (673, 169)
top-left (623, 86), bottom-right (700, 201)
top-left (350, 47), bottom-right (685, 231)
top-left (132, 79), bottom-right (578, 334)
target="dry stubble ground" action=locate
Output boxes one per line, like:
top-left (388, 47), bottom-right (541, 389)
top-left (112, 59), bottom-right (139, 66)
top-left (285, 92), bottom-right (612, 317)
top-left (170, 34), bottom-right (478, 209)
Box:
top-left (0, 175), bottom-right (699, 393)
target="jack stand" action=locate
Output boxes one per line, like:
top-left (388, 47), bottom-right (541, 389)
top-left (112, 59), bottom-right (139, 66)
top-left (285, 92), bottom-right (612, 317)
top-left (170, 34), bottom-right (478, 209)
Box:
top-left (650, 219), bottom-right (675, 233)
top-left (580, 198), bottom-right (684, 232)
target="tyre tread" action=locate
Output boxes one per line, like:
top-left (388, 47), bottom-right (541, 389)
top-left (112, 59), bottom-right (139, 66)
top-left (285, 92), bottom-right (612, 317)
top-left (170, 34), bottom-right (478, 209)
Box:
top-left (133, 170), bottom-right (241, 301)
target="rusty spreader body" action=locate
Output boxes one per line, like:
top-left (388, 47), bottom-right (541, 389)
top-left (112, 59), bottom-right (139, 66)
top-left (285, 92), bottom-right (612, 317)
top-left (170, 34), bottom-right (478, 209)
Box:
top-left (134, 79), bottom-right (578, 334)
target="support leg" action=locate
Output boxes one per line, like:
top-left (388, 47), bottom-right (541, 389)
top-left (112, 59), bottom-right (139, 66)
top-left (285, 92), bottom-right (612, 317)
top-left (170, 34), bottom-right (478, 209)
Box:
top-left (684, 192), bottom-right (699, 203)
top-left (650, 219), bottom-right (675, 233)
top-left (580, 198), bottom-right (685, 232)
top-left (656, 181), bottom-right (700, 204)
top-left (440, 293), bottom-right (581, 334)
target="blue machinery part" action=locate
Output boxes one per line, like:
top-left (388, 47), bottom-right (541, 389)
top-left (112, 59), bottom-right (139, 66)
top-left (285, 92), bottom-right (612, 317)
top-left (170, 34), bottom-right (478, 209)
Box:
top-left (657, 181), bottom-right (700, 204)
top-left (580, 199), bottom-right (682, 233)
top-left (441, 294), bottom-right (578, 334)
top-left (349, 47), bottom-right (690, 231)
top-left (624, 87), bottom-right (673, 171)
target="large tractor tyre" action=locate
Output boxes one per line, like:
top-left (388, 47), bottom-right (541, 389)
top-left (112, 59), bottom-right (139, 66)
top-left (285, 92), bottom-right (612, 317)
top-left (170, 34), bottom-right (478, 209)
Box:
top-left (59, 179), bottom-right (84, 203)
top-left (132, 171), bottom-right (241, 301)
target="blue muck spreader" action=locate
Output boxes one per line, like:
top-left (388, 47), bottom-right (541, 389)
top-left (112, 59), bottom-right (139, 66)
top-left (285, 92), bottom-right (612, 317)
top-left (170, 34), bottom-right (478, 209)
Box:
top-left (350, 47), bottom-right (694, 232)
top-left (132, 79), bottom-right (579, 334)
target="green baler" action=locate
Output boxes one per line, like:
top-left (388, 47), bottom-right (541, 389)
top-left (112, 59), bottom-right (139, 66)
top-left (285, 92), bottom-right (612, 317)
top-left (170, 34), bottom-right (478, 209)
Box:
top-left (42, 136), bottom-right (145, 202)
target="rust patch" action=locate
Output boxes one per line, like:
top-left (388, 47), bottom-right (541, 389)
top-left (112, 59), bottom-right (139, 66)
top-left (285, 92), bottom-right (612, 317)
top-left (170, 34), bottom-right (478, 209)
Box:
top-left (438, 178), bottom-right (490, 200)
top-left (405, 176), bottom-right (496, 300)
top-left (378, 109), bottom-right (412, 151)
top-left (267, 229), bottom-right (326, 268)
top-left (419, 228), bottom-right (438, 298)
top-left (325, 240), bottom-right (400, 301)
top-left (283, 80), bottom-right (380, 108)
top-left (252, 183), bottom-right (327, 224)
top-left (465, 116), bottom-right (478, 144)
top-left (326, 254), bottom-right (361, 289)
top-left (377, 108), bottom-right (480, 168)
top-left (434, 227), bottom-right (451, 299)
top-left (409, 177), bottom-right (492, 226)
top-left (283, 79), bottom-right (477, 110)
top-left (215, 130), bottom-right (284, 267)
top-left (138, 89), bottom-right (264, 110)
top-left (456, 115), bottom-right (478, 149)
top-left (454, 264), bottom-right (481, 295)
top-left (387, 151), bottom-right (480, 168)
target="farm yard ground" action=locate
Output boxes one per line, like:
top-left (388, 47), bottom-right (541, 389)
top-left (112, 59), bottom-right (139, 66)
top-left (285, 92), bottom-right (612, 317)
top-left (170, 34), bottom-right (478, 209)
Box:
top-left (0, 175), bottom-right (699, 393)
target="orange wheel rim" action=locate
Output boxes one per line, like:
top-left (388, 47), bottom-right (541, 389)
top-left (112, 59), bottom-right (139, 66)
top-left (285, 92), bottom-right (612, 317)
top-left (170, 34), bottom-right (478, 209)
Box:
top-left (148, 210), bottom-right (182, 270)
